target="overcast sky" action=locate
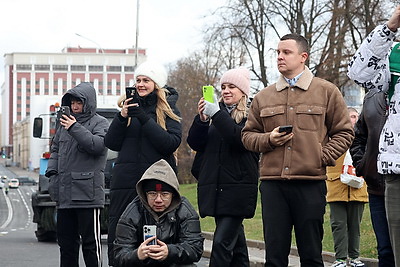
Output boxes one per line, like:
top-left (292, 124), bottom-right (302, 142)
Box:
top-left (0, 0), bottom-right (226, 85)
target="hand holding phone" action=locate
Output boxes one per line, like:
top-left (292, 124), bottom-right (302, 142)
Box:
top-left (125, 87), bottom-right (138, 104)
top-left (143, 225), bottom-right (157, 245)
top-left (202, 86), bottom-right (215, 103)
top-left (278, 125), bottom-right (293, 134)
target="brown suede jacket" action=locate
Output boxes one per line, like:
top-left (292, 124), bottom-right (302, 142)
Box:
top-left (242, 67), bottom-right (354, 180)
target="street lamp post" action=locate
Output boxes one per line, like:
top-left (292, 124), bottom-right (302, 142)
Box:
top-left (135, 0), bottom-right (140, 68)
top-left (75, 33), bottom-right (105, 54)
top-left (75, 33), bottom-right (107, 104)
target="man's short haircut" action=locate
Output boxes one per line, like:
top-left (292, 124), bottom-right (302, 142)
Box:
top-left (280, 33), bottom-right (309, 54)
top-left (348, 107), bottom-right (359, 114)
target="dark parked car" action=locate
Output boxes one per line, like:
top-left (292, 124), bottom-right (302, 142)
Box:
top-left (17, 176), bottom-right (37, 186)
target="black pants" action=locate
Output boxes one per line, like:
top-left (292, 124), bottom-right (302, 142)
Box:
top-left (57, 208), bottom-right (102, 267)
top-left (107, 189), bottom-right (137, 266)
top-left (260, 180), bottom-right (326, 267)
top-left (209, 216), bottom-right (249, 267)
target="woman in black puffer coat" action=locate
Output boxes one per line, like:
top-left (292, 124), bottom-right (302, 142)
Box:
top-left (105, 61), bottom-right (181, 266)
top-left (187, 67), bottom-right (259, 267)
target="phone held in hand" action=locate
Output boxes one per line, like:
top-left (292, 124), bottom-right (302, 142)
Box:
top-left (143, 225), bottom-right (157, 245)
top-left (60, 106), bottom-right (71, 117)
top-left (202, 85), bottom-right (215, 103)
top-left (279, 125), bottom-right (293, 134)
top-left (125, 87), bottom-right (138, 104)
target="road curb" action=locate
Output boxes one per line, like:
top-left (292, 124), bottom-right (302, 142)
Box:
top-left (202, 231), bottom-right (379, 266)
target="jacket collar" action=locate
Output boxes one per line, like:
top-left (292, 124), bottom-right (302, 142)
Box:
top-left (276, 66), bottom-right (314, 91)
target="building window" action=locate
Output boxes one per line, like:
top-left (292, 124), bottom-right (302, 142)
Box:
top-left (107, 66), bottom-right (121, 72)
top-left (89, 65), bottom-right (103, 72)
top-left (16, 64), bottom-right (32, 70)
top-left (125, 66), bottom-right (135, 72)
top-left (71, 65), bottom-right (86, 71)
top-left (53, 65), bottom-right (68, 71)
top-left (35, 64), bottom-right (50, 71)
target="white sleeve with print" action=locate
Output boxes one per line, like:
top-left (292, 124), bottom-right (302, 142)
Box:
top-left (347, 24), bottom-right (396, 93)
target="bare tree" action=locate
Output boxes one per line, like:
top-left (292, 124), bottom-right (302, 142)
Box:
top-left (167, 51), bottom-right (220, 183)
top-left (203, 0), bottom-right (271, 89)
top-left (202, 0), bottom-right (390, 87)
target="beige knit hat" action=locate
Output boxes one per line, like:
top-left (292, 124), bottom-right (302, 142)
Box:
top-left (220, 67), bottom-right (250, 96)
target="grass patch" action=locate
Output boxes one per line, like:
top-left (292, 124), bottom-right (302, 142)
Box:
top-left (180, 183), bottom-right (377, 259)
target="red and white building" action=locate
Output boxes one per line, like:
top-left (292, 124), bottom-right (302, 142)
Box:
top-left (1, 46), bottom-right (146, 169)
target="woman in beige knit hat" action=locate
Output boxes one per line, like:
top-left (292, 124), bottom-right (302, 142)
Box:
top-left (187, 67), bottom-right (259, 267)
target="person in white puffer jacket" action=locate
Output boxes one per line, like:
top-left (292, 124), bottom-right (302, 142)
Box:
top-left (348, 6), bottom-right (400, 267)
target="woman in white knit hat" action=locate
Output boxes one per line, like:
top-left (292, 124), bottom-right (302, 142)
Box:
top-left (104, 61), bottom-right (182, 266)
top-left (187, 67), bottom-right (259, 267)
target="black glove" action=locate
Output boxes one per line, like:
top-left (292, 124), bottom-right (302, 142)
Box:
top-left (128, 106), bottom-right (150, 124)
top-left (45, 170), bottom-right (58, 178)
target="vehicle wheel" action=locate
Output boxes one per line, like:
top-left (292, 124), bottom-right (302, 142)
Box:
top-left (35, 225), bottom-right (57, 242)
top-left (34, 207), bottom-right (57, 242)
top-left (40, 206), bottom-right (57, 231)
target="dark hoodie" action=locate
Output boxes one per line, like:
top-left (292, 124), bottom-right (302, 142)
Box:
top-left (47, 82), bottom-right (109, 209)
top-left (113, 160), bottom-right (203, 267)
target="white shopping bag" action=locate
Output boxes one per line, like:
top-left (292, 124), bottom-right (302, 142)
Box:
top-left (340, 151), bottom-right (364, 189)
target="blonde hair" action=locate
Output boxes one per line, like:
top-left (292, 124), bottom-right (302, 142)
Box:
top-left (117, 85), bottom-right (181, 129)
top-left (225, 95), bottom-right (248, 124)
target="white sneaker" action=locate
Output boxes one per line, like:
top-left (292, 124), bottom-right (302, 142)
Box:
top-left (331, 260), bottom-right (346, 267)
top-left (349, 258), bottom-right (365, 267)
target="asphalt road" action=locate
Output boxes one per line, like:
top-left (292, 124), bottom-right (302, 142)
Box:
top-left (0, 163), bottom-right (210, 266)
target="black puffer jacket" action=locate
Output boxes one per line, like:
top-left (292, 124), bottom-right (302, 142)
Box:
top-left (113, 159), bottom-right (204, 267)
top-left (350, 90), bottom-right (388, 195)
top-left (187, 104), bottom-right (259, 218)
top-left (105, 87), bottom-right (182, 264)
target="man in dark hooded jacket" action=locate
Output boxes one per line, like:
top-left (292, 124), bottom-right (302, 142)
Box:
top-left (113, 159), bottom-right (204, 267)
top-left (46, 82), bottom-right (109, 267)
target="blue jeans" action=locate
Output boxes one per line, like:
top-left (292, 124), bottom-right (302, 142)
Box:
top-left (368, 193), bottom-right (395, 267)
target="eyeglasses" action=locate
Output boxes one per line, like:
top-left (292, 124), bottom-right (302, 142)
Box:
top-left (146, 191), bottom-right (173, 201)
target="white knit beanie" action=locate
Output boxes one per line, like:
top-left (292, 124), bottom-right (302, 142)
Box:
top-left (134, 61), bottom-right (168, 88)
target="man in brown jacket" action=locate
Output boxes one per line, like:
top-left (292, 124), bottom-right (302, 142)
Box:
top-left (241, 33), bottom-right (354, 267)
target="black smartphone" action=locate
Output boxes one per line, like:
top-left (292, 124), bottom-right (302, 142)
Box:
top-left (279, 125), bottom-right (293, 134)
top-left (60, 106), bottom-right (71, 117)
top-left (125, 87), bottom-right (138, 104)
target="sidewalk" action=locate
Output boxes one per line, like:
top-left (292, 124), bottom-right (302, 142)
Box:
top-left (5, 162), bottom-right (379, 267)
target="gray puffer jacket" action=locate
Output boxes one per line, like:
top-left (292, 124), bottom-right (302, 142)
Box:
top-left (113, 159), bottom-right (204, 267)
top-left (47, 82), bottom-right (109, 209)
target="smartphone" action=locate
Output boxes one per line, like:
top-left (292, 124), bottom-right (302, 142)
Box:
top-left (279, 125), bottom-right (293, 134)
top-left (125, 87), bottom-right (138, 104)
top-left (60, 106), bottom-right (71, 117)
top-left (143, 225), bottom-right (157, 245)
top-left (202, 85), bottom-right (215, 103)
